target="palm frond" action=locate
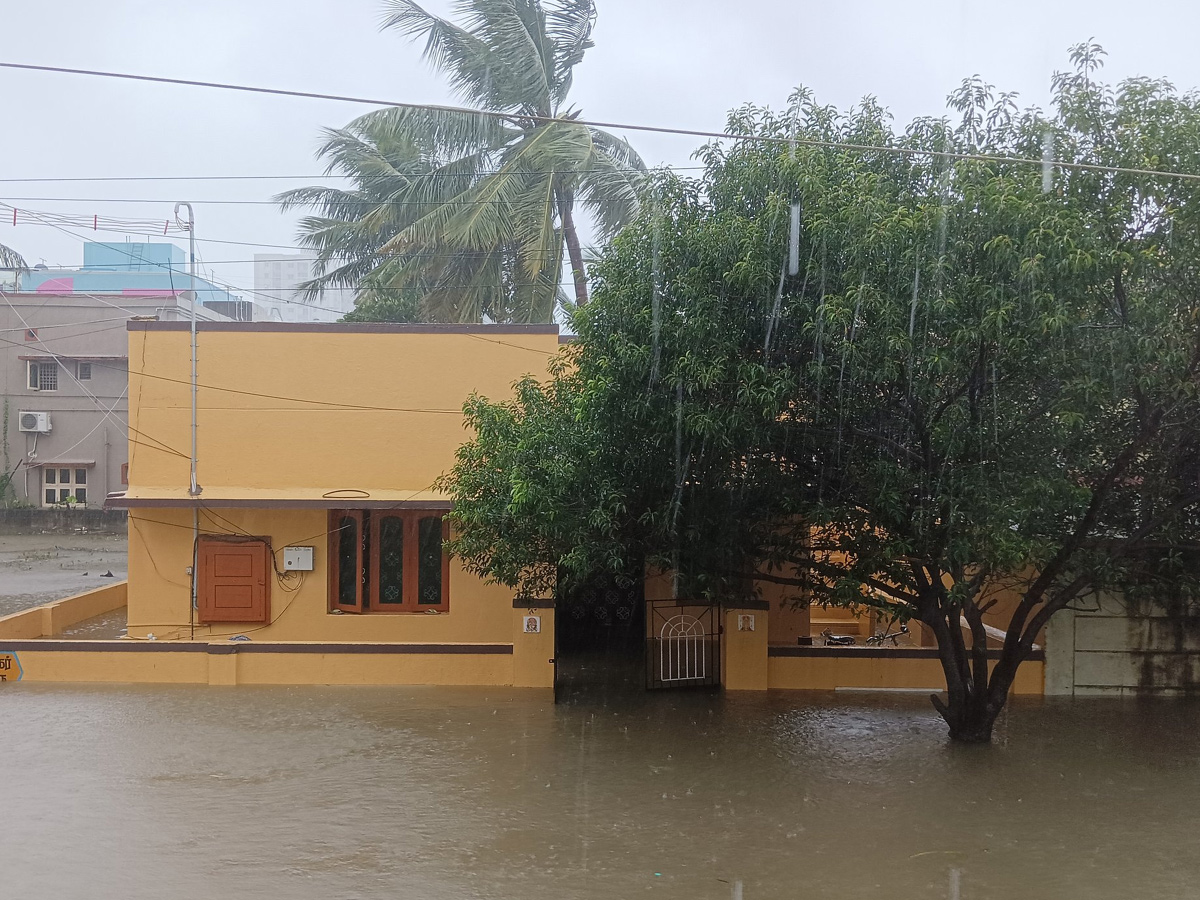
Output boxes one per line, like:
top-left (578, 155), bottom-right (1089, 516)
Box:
top-left (381, 0), bottom-right (503, 109)
top-left (0, 242), bottom-right (26, 272)
top-left (347, 105), bottom-right (517, 161)
top-left (544, 0), bottom-right (596, 105)
top-left (459, 0), bottom-right (555, 115)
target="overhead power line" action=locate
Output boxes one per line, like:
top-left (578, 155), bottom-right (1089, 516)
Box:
top-left (4, 61), bottom-right (1200, 183)
top-left (2, 201), bottom-right (584, 315)
top-left (2, 195), bottom-right (640, 207)
top-left (0, 167), bottom-right (706, 184)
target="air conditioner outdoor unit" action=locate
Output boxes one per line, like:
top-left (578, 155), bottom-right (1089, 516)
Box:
top-left (18, 411), bottom-right (51, 433)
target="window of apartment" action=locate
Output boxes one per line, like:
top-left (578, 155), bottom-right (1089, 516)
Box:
top-left (27, 360), bottom-right (58, 391)
top-left (42, 467), bottom-right (87, 506)
top-left (328, 510), bottom-right (449, 613)
top-left (77, 362), bottom-right (92, 380)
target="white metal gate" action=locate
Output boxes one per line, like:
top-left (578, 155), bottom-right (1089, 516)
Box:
top-left (648, 603), bottom-right (719, 689)
top-left (660, 615), bottom-right (705, 682)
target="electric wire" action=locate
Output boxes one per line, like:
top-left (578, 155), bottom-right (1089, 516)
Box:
top-left (93, 355), bottom-right (466, 413)
top-left (3, 195), bottom-right (641, 207)
top-left (7, 207), bottom-right (583, 316)
top-left (4, 202), bottom-right (584, 313)
top-left (0, 305), bottom-right (556, 420)
top-left (1, 203), bottom-right (355, 317)
top-left (0, 310), bottom-right (191, 460)
top-left (33, 383), bottom-right (129, 465)
top-left (0, 314), bottom-right (137, 334)
top-left (4, 61), bottom-right (1200, 183)
top-left (0, 167), bottom-right (705, 184)
top-left (125, 480), bottom-right (446, 637)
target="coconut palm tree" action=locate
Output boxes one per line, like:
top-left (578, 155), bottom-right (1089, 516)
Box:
top-left (0, 243), bottom-right (25, 271)
top-left (279, 0), bottom-right (645, 323)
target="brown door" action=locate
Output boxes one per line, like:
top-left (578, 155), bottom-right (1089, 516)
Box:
top-left (198, 539), bottom-right (271, 624)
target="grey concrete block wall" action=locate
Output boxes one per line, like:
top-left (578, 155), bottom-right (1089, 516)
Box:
top-left (1043, 592), bottom-right (1200, 696)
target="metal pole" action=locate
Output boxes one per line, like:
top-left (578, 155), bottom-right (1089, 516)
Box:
top-left (175, 203), bottom-right (200, 636)
top-left (174, 202), bottom-right (200, 497)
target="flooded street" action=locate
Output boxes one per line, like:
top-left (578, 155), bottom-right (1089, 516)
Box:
top-left (0, 533), bottom-right (126, 617)
top-left (2, 686), bottom-right (1198, 899)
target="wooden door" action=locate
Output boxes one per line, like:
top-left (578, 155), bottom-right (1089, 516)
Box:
top-left (198, 538), bottom-right (271, 624)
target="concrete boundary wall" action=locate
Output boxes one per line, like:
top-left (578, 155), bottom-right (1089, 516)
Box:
top-left (767, 646), bottom-right (1045, 695)
top-left (1045, 593), bottom-right (1200, 696)
top-left (0, 639), bottom-right (519, 686)
top-left (0, 508), bottom-right (127, 535)
top-left (0, 581), bottom-right (127, 640)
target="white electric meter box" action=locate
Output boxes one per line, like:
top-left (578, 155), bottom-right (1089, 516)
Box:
top-left (282, 546), bottom-right (315, 571)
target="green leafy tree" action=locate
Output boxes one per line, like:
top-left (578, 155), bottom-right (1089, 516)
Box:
top-left (441, 47), bottom-right (1200, 742)
top-left (281, 0), bottom-right (645, 323)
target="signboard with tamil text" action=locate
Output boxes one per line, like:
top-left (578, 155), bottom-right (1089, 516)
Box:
top-left (0, 651), bottom-right (23, 682)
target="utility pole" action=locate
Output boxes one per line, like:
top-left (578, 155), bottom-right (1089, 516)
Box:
top-left (174, 202), bottom-right (201, 497)
top-left (175, 202), bottom-right (200, 636)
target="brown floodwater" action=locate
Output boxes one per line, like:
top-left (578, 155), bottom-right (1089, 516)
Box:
top-left (1, 684), bottom-right (1197, 899)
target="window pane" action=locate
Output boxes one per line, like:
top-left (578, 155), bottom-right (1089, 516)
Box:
top-left (418, 516), bottom-right (443, 605)
top-left (59, 489), bottom-right (71, 502)
top-left (60, 469), bottom-right (70, 484)
top-left (44, 489), bottom-right (55, 505)
top-left (75, 469), bottom-right (87, 485)
top-left (336, 516), bottom-right (358, 606)
top-left (75, 488), bottom-right (87, 504)
top-left (77, 362), bottom-right (92, 380)
top-left (28, 363), bottom-right (38, 389)
top-left (377, 516), bottom-right (405, 604)
top-left (39, 363), bottom-right (57, 391)
top-left (45, 469), bottom-right (55, 485)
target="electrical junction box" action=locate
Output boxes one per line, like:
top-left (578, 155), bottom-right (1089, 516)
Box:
top-left (282, 546), bottom-right (315, 571)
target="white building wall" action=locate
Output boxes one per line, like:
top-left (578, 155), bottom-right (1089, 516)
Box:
top-left (252, 254), bottom-right (355, 323)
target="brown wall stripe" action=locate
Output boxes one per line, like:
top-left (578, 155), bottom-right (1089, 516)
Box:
top-left (0, 641), bottom-right (514, 655)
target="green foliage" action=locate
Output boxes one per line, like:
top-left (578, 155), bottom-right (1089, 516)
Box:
top-left (280, 0), bottom-right (645, 323)
top-left (441, 47), bottom-right (1200, 740)
top-left (339, 285), bottom-right (423, 323)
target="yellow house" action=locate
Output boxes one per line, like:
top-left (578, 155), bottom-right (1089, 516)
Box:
top-left (0, 318), bottom-right (1042, 694)
top-left (106, 321), bottom-right (560, 688)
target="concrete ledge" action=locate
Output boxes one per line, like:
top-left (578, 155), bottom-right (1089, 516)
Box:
top-left (0, 640), bottom-right (513, 654)
top-left (768, 645), bottom-right (1045, 662)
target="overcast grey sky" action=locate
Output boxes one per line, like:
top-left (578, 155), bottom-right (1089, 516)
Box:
top-left (1, 0), bottom-right (1197, 306)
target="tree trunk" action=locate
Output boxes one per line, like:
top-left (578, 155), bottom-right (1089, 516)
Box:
top-left (931, 682), bottom-right (998, 743)
top-left (560, 199), bottom-right (589, 307)
top-left (927, 611), bottom-right (1026, 743)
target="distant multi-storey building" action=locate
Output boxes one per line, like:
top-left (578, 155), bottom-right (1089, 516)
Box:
top-left (21, 242), bottom-right (252, 321)
top-left (252, 254), bottom-right (355, 323)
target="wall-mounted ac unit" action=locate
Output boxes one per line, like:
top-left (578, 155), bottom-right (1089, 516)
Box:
top-left (18, 411), bottom-right (51, 433)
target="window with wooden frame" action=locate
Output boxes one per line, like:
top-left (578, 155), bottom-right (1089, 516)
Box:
top-left (328, 509), bottom-right (449, 613)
